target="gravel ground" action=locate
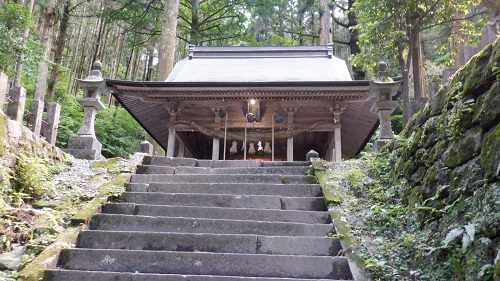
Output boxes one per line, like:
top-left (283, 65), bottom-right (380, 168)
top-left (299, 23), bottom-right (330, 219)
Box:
top-left (50, 159), bottom-right (107, 196)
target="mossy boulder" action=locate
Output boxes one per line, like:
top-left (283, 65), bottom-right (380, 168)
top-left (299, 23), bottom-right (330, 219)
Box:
top-left (449, 156), bottom-right (484, 199)
top-left (474, 81), bottom-right (500, 130)
top-left (419, 115), bottom-right (447, 148)
top-left (460, 44), bottom-right (494, 98)
top-left (442, 126), bottom-right (482, 168)
top-left (480, 123), bottom-right (500, 181)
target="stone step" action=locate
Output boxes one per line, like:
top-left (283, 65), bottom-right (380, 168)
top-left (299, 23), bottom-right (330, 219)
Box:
top-left (136, 165), bottom-right (175, 174)
top-left (141, 157), bottom-right (310, 168)
top-left (77, 231), bottom-right (342, 256)
top-left (129, 174), bottom-right (316, 184)
top-left (136, 166), bottom-right (312, 175)
top-left (142, 156), bottom-right (197, 167)
top-left (129, 174), bottom-right (283, 184)
top-left (145, 183), bottom-right (321, 197)
top-left (44, 270), bottom-right (351, 281)
top-left (55, 249), bottom-right (353, 279)
top-left (120, 192), bottom-right (326, 211)
top-left (262, 161), bottom-right (310, 167)
top-left (102, 203), bottom-right (330, 224)
top-left (89, 214), bottom-right (333, 237)
top-left (196, 160), bottom-right (264, 168)
top-left (209, 166), bottom-right (310, 175)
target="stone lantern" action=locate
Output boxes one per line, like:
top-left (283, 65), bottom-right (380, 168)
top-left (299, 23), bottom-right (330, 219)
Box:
top-left (64, 61), bottom-right (107, 159)
top-left (369, 62), bottom-right (401, 152)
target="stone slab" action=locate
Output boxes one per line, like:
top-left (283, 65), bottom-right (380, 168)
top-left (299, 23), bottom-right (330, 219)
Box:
top-left (63, 149), bottom-right (102, 160)
top-left (142, 156), bottom-right (197, 167)
top-left (146, 183), bottom-right (321, 197)
top-left (89, 214), bottom-right (333, 237)
top-left (44, 270), bottom-right (349, 281)
top-left (129, 174), bottom-right (283, 184)
top-left (281, 175), bottom-right (317, 184)
top-left (124, 183), bottom-right (149, 192)
top-left (196, 160), bottom-right (263, 168)
top-left (121, 192), bottom-right (325, 211)
top-left (102, 203), bottom-right (330, 224)
top-left (135, 165), bottom-right (175, 174)
top-left (77, 231), bottom-right (341, 256)
top-left (0, 244), bottom-right (25, 270)
top-left (174, 166), bottom-right (211, 174)
top-left (121, 192), bottom-right (282, 209)
top-left (56, 249), bottom-right (352, 279)
top-left (261, 161), bottom-right (310, 167)
top-left (210, 166), bottom-right (309, 175)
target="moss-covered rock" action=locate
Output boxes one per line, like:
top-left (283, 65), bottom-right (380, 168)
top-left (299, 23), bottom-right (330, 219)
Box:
top-left (474, 81), bottom-right (500, 130)
top-left (442, 126), bottom-right (483, 168)
top-left (461, 44), bottom-right (494, 98)
top-left (419, 115), bottom-right (447, 148)
top-left (480, 123), bottom-right (500, 181)
top-left (449, 156), bottom-right (484, 199)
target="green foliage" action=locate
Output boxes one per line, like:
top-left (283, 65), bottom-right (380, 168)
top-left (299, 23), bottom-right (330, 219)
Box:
top-left (178, 0), bottom-right (247, 46)
top-left (13, 155), bottom-right (53, 205)
top-left (316, 156), bottom-right (498, 281)
top-left (95, 106), bottom-right (146, 158)
top-left (56, 93), bottom-right (146, 158)
top-left (0, 2), bottom-right (32, 75)
top-left (55, 94), bottom-right (83, 148)
top-left (352, 0), bottom-right (484, 75)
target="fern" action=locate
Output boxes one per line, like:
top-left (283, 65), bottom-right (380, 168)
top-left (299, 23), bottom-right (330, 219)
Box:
top-left (442, 227), bottom-right (463, 248)
top-left (464, 223), bottom-right (475, 242)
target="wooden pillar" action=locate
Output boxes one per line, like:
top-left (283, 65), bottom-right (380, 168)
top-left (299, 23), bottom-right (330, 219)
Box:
top-left (286, 108), bottom-right (297, 162)
top-left (334, 126), bottom-right (342, 162)
top-left (330, 103), bottom-right (346, 162)
top-left (212, 108), bottom-right (222, 160)
top-left (178, 141), bottom-right (185, 158)
top-left (166, 112), bottom-right (177, 157)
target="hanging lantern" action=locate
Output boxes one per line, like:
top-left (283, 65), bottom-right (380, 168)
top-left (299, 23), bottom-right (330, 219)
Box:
top-left (263, 142), bottom-right (271, 154)
top-left (248, 142), bottom-right (256, 154)
top-left (274, 112), bottom-right (284, 123)
top-left (230, 141), bottom-right (238, 154)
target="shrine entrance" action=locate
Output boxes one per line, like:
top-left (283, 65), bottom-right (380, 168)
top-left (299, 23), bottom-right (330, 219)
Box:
top-left (106, 45), bottom-right (379, 161)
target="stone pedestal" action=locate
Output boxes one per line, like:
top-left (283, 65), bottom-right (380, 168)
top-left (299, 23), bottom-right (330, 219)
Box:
top-left (28, 99), bottom-right (44, 135)
top-left (64, 61), bottom-right (107, 160)
top-left (7, 87), bottom-right (26, 123)
top-left (140, 141), bottom-right (153, 155)
top-left (41, 102), bottom-right (61, 146)
top-left (65, 135), bottom-right (103, 160)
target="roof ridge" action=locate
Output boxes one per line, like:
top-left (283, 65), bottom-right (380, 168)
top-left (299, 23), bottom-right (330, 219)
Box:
top-left (188, 44), bottom-right (333, 59)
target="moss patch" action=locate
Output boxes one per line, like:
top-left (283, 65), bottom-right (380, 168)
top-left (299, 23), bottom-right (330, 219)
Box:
top-left (480, 123), bottom-right (500, 180)
top-left (18, 225), bottom-right (82, 281)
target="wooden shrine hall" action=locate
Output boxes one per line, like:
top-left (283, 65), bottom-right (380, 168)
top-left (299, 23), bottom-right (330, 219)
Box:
top-left (106, 45), bottom-right (379, 162)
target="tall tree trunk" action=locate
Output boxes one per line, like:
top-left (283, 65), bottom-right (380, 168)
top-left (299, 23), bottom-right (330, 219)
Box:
top-left (410, 29), bottom-right (425, 100)
top-left (190, 0), bottom-right (200, 45)
top-left (346, 0), bottom-right (365, 79)
top-left (319, 0), bottom-right (331, 45)
top-left (12, 0), bottom-right (35, 87)
top-left (92, 0), bottom-right (106, 63)
top-left (34, 0), bottom-right (57, 101)
top-left (156, 0), bottom-right (180, 81)
top-left (397, 40), bottom-right (411, 125)
top-left (47, 0), bottom-right (72, 101)
top-left (67, 3), bottom-right (86, 96)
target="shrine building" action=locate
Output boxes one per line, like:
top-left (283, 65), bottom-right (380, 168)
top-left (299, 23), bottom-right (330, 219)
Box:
top-left (105, 45), bottom-right (380, 161)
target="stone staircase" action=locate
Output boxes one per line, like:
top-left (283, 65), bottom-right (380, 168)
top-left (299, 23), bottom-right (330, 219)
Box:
top-left (44, 157), bottom-right (353, 280)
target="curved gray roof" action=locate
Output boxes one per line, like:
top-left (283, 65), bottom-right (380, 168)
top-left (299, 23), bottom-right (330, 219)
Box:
top-left (166, 45), bottom-right (352, 83)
